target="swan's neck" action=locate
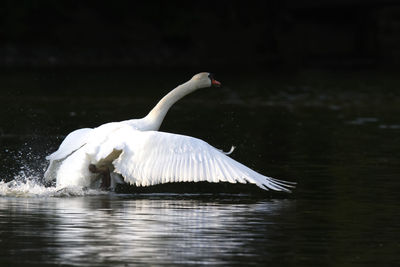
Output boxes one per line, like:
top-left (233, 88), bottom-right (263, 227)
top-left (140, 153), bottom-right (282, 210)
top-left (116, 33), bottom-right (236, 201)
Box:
top-left (144, 80), bottom-right (197, 130)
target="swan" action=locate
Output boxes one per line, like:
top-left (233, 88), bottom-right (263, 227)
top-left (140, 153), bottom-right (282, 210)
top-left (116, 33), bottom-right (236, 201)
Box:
top-left (44, 72), bottom-right (295, 192)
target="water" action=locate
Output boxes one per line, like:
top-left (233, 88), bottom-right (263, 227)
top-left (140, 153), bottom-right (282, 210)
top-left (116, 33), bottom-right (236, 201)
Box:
top-left (1, 69), bottom-right (399, 265)
top-left (0, 195), bottom-right (296, 266)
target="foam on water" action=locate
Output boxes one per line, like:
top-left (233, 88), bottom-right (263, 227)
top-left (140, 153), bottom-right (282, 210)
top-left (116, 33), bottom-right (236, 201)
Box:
top-left (0, 171), bottom-right (106, 198)
top-left (0, 179), bottom-right (107, 198)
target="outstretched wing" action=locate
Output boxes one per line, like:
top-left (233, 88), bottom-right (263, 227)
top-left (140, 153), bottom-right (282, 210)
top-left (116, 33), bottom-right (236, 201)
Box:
top-left (110, 130), bottom-right (295, 192)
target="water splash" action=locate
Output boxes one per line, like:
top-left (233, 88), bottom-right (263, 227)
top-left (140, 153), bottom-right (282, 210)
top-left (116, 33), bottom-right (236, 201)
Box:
top-left (0, 178), bottom-right (107, 198)
top-left (0, 142), bottom-right (106, 198)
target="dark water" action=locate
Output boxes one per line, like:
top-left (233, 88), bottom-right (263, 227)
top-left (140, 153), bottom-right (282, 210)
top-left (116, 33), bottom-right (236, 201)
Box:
top-left (0, 69), bottom-right (399, 266)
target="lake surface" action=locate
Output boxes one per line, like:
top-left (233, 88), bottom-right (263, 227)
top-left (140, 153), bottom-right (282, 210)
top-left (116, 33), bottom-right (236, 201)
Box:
top-left (0, 69), bottom-right (399, 266)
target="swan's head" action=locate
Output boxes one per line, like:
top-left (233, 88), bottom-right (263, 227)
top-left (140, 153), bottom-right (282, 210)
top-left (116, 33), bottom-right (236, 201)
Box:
top-left (191, 72), bottom-right (221, 89)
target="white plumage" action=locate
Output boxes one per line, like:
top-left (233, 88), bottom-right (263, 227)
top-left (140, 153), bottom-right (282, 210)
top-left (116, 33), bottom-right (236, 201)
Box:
top-left (112, 128), bottom-right (294, 191)
top-left (44, 73), bottom-right (295, 192)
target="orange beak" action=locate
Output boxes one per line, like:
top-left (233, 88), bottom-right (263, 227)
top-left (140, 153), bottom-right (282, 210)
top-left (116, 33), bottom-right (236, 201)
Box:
top-left (211, 79), bottom-right (221, 87)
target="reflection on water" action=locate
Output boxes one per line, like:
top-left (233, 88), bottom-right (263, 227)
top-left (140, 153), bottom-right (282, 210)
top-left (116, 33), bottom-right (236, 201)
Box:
top-left (0, 196), bottom-right (295, 266)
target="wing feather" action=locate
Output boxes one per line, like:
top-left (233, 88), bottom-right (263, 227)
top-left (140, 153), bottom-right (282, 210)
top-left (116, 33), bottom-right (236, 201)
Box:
top-left (44, 128), bottom-right (93, 182)
top-left (46, 128), bottom-right (92, 161)
top-left (111, 130), bottom-right (295, 192)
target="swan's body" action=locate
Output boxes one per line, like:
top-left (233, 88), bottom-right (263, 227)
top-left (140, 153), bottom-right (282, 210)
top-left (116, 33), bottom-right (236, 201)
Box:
top-left (44, 73), bottom-right (295, 192)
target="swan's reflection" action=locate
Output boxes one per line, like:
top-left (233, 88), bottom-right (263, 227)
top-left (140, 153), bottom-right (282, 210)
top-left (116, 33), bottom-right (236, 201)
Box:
top-left (51, 196), bottom-right (293, 265)
top-left (0, 195), bottom-right (294, 265)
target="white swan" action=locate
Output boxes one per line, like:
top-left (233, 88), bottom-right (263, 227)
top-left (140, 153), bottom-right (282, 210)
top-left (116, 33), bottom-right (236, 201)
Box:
top-left (44, 73), bottom-right (295, 192)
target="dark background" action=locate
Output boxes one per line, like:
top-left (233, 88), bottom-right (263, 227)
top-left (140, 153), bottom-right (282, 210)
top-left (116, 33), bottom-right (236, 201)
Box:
top-left (1, 0), bottom-right (400, 70)
top-left (1, 2), bottom-right (400, 266)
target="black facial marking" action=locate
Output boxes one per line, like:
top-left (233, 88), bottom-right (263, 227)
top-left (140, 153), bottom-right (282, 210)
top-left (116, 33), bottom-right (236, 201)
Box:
top-left (208, 73), bottom-right (215, 80)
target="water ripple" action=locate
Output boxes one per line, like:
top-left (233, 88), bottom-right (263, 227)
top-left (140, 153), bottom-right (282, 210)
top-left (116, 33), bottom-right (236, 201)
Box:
top-left (0, 196), bottom-right (294, 266)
